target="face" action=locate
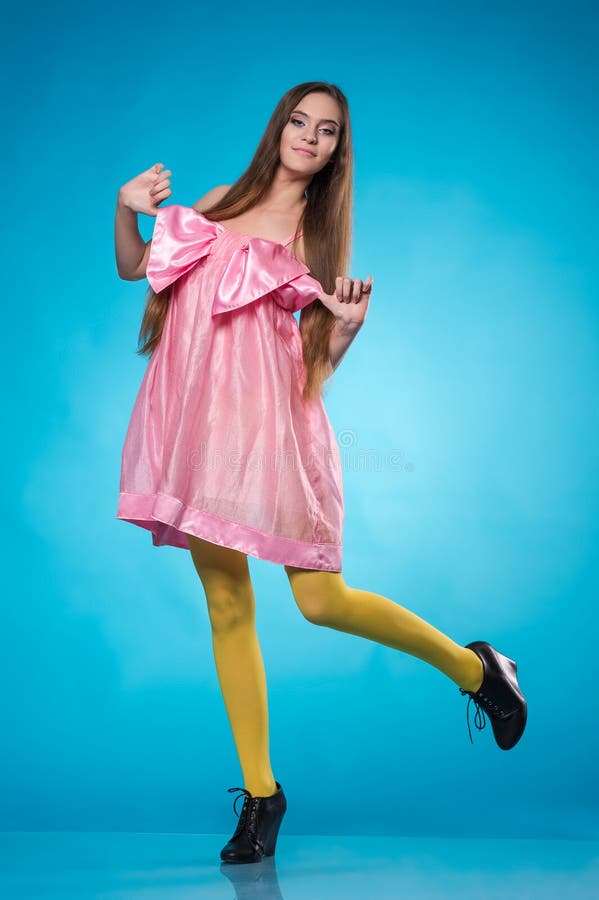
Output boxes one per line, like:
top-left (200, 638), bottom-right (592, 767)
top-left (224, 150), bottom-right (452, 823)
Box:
top-left (279, 92), bottom-right (342, 176)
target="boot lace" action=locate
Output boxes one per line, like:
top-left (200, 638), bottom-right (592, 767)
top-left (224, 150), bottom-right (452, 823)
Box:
top-left (227, 786), bottom-right (263, 852)
top-left (459, 687), bottom-right (508, 744)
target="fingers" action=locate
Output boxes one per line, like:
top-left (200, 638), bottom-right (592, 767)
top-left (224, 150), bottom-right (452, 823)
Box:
top-left (154, 172), bottom-right (172, 191)
top-left (335, 275), bottom-right (374, 303)
top-left (152, 186), bottom-right (172, 204)
top-left (154, 169), bottom-right (172, 187)
top-left (351, 278), bottom-right (362, 302)
top-left (335, 276), bottom-right (358, 303)
top-left (150, 168), bottom-right (172, 202)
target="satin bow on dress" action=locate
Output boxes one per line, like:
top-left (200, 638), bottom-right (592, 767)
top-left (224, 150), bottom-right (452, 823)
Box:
top-left (116, 204), bottom-right (345, 572)
top-left (146, 204), bottom-right (324, 315)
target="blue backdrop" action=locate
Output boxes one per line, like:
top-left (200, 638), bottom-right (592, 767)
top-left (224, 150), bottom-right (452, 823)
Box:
top-left (3, 0), bottom-right (597, 839)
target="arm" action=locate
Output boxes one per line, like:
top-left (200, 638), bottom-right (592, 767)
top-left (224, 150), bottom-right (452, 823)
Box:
top-left (329, 319), bottom-right (362, 371)
top-left (114, 181), bottom-right (231, 282)
top-left (320, 275), bottom-right (373, 371)
top-left (114, 193), bottom-right (150, 281)
top-left (115, 163), bottom-right (174, 280)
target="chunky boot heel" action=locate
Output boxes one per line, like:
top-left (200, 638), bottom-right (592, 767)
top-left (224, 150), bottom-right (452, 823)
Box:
top-left (262, 805), bottom-right (285, 856)
top-left (459, 640), bottom-right (527, 750)
top-left (220, 781), bottom-right (287, 864)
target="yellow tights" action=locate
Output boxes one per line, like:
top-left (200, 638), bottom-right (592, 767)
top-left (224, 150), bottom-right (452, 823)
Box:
top-left (187, 534), bottom-right (484, 799)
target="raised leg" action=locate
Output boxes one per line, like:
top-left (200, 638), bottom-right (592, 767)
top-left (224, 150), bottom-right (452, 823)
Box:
top-left (284, 566), bottom-right (484, 692)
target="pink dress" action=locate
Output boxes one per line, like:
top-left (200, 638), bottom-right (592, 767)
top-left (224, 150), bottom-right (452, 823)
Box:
top-left (116, 204), bottom-right (344, 571)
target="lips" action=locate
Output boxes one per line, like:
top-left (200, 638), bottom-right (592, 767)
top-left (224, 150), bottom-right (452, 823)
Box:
top-left (294, 148), bottom-right (316, 157)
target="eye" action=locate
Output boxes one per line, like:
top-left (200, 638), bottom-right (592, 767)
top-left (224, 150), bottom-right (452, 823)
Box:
top-left (291, 117), bottom-right (335, 136)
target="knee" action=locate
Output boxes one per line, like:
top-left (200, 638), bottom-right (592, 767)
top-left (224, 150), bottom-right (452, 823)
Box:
top-left (284, 567), bottom-right (346, 625)
top-left (187, 534), bottom-right (254, 634)
top-left (205, 584), bottom-right (255, 634)
top-left (297, 599), bottom-right (331, 626)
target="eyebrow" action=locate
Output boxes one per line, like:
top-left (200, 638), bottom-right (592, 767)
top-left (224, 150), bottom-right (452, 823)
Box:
top-left (291, 108), bottom-right (341, 128)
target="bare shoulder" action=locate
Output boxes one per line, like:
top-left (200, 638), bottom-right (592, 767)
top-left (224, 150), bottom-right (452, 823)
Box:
top-left (192, 184), bottom-right (231, 212)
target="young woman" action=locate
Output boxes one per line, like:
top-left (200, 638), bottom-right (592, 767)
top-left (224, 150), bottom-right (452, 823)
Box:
top-left (114, 81), bottom-right (527, 865)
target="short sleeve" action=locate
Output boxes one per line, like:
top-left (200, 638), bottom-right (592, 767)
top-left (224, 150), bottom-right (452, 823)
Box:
top-left (146, 205), bottom-right (219, 293)
top-left (272, 271), bottom-right (324, 313)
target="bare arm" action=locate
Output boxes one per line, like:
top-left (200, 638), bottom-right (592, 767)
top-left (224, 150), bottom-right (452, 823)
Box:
top-left (114, 163), bottom-right (174, 280)
top-left (325, 275), bottom-right (372, 370)
top-left (114, 174), bottom-right (231, 282)
top-left (329, 320), bottom-right (362, 371)
top-left (298, 312), bottom-right (362, 372)
top-left (114, 192), bottom-right (150, 281)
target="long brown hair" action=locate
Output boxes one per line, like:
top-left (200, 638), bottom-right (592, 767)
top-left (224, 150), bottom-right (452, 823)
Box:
top-left (138, 81), bottom-right (353, 401)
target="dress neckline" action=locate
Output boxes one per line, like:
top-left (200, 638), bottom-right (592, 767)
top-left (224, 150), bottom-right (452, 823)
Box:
top-left (195, 209), bottom-right (303, 250)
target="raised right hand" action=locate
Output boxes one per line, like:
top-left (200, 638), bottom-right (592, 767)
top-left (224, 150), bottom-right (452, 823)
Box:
top-left (118, 162), bottom-right (173, 216)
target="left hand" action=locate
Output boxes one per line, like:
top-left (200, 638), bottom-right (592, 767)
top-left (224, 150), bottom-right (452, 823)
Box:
top-left (319, 275), bottom-right (373, 330)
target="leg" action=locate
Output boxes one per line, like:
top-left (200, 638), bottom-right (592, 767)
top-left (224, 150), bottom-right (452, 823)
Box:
top-left (188, 534), bottom-right (277, 797)
top-left (284, 566), bottom-right (484, 692)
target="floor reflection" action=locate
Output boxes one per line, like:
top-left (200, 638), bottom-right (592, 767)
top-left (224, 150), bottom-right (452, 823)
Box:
top-left (0, 832), bottom-right (597, 899)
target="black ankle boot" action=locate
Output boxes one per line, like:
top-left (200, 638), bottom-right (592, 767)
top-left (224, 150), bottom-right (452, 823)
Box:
top-left (459, 640), bottom-right (527, 750)
top-left (220, 782), bottom-right (287, 864)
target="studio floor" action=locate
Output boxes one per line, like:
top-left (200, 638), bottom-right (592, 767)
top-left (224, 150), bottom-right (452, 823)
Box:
top-left (0, 832), bottom-right (597, 899)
